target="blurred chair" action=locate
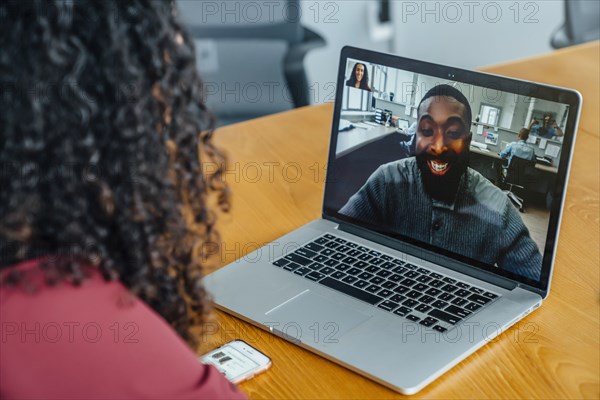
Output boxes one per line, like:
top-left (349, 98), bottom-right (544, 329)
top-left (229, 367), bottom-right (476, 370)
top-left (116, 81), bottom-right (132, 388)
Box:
top-left (550, 0), bottom-right (600, 49)
top-left (177, 0), bottom-right (325, 126)
top-left (501, 157), bottom-right (537, 212)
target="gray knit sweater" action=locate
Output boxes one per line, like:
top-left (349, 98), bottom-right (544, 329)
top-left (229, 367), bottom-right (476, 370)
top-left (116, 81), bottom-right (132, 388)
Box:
top-left (339, 157), bottom-right (542, 281)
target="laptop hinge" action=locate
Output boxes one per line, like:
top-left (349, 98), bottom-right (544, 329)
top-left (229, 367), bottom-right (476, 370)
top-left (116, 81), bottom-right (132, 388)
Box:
top-left (332, 219), bottom-right (519, 291)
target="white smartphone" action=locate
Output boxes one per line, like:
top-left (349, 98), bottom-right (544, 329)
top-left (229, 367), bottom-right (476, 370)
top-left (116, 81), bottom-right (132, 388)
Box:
top-left (200, 340), bottom-right (272, 384)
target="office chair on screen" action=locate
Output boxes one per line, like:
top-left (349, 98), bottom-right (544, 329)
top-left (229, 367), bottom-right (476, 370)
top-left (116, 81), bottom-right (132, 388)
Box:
top-left (502, 157), bottom-right (537, 212)
top-left (177, 0), bottom-right (325, 126)
top-left (550, 0), bottom-right (600, 49)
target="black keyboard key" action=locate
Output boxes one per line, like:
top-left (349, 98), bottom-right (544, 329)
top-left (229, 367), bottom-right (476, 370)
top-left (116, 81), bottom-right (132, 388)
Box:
top-left (392, 266), bottom-right (409, 274)
top-left (416, 268), bottom-right (429, 275)
top-left (392, 259), bottom-right (405, 265)
top-left (331, 252), bottom-right (345, 261)
top-left (467, 293), bottom-right (492, 305)
top-left (428, 309), bottom-right (460, 325)
top-left (294, 267), bottom-right (311, 276)
top-left (365, 265), bottom-right (380, 274)
top-left (334, 238), bottom-right (347, 244)
top-left (431, 300), bottom-right (448, 309)
top-left (378, 301), bottom-right (399, 312)
top-left (320, 267), bottom-right (335, 275)
top-left (455, 282), bottom-right (470, 289)
top-left (342, 256), bottom-right (357, 264)
top-left (370, 258), bottom-right (385, 266)
top-left (439, 293), bottom-right (455, 302)
top-left (348, 249), bottom-right (361, 257)
top-left (331, 271), bottom-right (346, 280)
top-left (324, 259), bottom-right (339, 267)
top-left (406, 290), bottom-right (422, 299)
top-left (378, 289), bottom-right (393, 298)
top-left (377, 270), bottom-right (392, 278)
top-left (357, 246), bottom-right (369, 252)
top-left (404, 263), bottom-right (417, 270)
top-left (306, 271), bottom-right (325, 281)
top-left (273, 259), bottom-right (289, 267)
top-left (324, 234), bottom-right (335, 239)
top-left (416, 275), bottom-right (433, 283)
top-left (425, 288), bottom-right (442, 296)
top-left (465, 302), bottom-right (482, 311)
top-left (315, 237), bottom-right (329, 245)
top-left (324, 241), bottom-right (339, 249)
top-left (355, 261), bottom-right (369, 269)
top-left (369, 277), bottom-right (385, 285)
top-left (403, 299), bottom-right (418, 308)
top-left (416, 303), bottom-right (432, 313)
top-left (305, 243), bottom-right (324, 252)
top-left (295, 248), bottom-right (317, 259)
top-left (419, 317), bottom-right (437, 327)
top-left (382, 281), bottom-right (397, 290)
top-left (483, 292), bottom-right (498, 299)
top-left (335, 263), bottom-right (351, 271)
top-left (342, 275), bottom-right (358, 284)
top-left (441, 284), bottom-right (458, 293)
top-left (432, 325), bottom-right (447, 333)
top-left (381, 262), bottom-right (395, 269)
top-left (470, 287), bottom-right (484, 294)
top-left (419, 295), bottom-right (435, 304)
top-left (357, 272), bottom-right (373, 280)
top-left (393, 306), bottom-right (411, 316)
top-left (390, 294), bottom-right (405, 303)
top-left (406, 314), bottom-right (420, 322)
top-left (354, 279), bottom-right (369, 289)
top-left (388, 273), bottom-right (403, 282)
top-left (404, 270), bottom-right (419, 279)
top-left (347, 267), bottom-right (361, 276)
top-left (314, 255), bottom-right (328, 263)
top-left (381, 255), bottom-right (393, 261)
top-left (413, 283), bottom-right (428, 292)
top-left (285, 253), bottom-right (312, 266)
top-left (368, 250), bottom-right (382, 257)
top-left (284, 262), bottom-right (301, 271)
top-left (455, 289), bottom-right (470, 298)
top-left (319, 277), bottom-right (385, 305)
top-left (452, 298), bottom-right (468, 306)
top-left (429, 272), bottom-right (443, 279)
top-left (445, 305), bottom-right (472, 319)
top-left (308, 262), bottom-right (324, 271)
top-left (346, 242), bottom-right (358, 248)
top-left (336, 245), bottom-right (350, 253)
top-left (442, 277), bottom-right (457, 284)
top-left (321, 248), bottom-right (335, 256)
top-left (365, 284), bottom-right (381, 294)
top-left (429, 279), bottom-right (445, 288)
top-left (393, 285), bottom-right (410, 294)
top-left (358, 253), bottom-right (373, 261)
top-left (399, 278), bottom-right (416, 287)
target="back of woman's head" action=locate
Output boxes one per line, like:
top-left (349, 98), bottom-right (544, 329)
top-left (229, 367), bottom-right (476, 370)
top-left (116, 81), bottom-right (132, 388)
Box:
top-left (0, 0), bottom-right (228, 343)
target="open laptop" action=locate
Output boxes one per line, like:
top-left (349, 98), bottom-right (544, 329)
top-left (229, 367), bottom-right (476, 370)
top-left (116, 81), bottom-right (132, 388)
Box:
top-left (203, 46), bottom-right (581, 394)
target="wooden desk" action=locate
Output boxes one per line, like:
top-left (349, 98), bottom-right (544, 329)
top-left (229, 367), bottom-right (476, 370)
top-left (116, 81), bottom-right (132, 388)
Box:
top-left (202, 41), bottom-right (599, 398)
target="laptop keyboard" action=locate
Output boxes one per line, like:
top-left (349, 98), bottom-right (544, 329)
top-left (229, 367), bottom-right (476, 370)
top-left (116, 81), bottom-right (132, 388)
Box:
top-left (272, 233), bottom-right (500, 332)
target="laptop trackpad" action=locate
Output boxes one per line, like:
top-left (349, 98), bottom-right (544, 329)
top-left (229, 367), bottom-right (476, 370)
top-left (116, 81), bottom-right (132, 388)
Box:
top-left (264, 290), bottom-right (372, 343)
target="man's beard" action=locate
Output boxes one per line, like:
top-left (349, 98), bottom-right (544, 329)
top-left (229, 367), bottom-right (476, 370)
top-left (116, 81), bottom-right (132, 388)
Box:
top-left (416, 152), bottom-right (470, 203)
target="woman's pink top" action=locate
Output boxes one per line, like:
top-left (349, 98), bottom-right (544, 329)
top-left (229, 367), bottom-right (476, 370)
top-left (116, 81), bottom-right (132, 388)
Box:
top-left (0, 259), bottom-right (246, 399)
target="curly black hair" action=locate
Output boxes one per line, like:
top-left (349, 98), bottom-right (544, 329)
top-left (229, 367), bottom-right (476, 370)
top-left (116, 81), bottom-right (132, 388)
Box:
top-left (0, 0), bottom-right (229, 344)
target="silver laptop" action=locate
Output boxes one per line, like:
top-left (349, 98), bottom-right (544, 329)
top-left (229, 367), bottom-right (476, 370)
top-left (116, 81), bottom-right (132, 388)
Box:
top-left (204, 47), bottom-right (581, 394)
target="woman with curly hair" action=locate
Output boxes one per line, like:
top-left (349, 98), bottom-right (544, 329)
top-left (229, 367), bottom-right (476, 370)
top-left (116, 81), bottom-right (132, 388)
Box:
top-left (345, 62), bottom-right (372, 91)
top-left (0, 1), bottom-right (243, 398)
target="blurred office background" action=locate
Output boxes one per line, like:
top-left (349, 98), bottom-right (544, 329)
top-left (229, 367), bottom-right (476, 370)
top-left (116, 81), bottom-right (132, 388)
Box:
top-left (177, 0), bottom-right (600, 126)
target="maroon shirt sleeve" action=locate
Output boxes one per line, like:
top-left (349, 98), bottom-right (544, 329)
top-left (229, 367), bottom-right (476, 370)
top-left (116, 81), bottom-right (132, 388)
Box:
top-left (0, 259), bottom-right (246, 400)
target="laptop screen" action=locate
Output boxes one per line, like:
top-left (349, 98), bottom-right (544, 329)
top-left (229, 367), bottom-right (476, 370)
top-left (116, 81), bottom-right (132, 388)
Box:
top-left (324, 47), bottom-right (580, 291)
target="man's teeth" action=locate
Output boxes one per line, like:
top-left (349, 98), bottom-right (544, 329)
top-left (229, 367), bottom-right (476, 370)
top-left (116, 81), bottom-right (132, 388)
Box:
top-left (430, 160), bottom-right (448, 172)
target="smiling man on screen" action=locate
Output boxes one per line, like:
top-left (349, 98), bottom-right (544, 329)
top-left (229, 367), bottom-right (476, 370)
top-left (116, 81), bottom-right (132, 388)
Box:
top-left (340, 84), bottom-right (542, 281)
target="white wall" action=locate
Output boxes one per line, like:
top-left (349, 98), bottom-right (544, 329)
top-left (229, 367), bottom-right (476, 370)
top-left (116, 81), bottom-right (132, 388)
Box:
top-left (302, 0), bottom-right (564, 104)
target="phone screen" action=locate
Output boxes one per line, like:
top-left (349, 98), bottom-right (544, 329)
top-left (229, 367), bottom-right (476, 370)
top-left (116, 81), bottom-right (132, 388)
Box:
top-left (200, 341), bottom-right (268, 383)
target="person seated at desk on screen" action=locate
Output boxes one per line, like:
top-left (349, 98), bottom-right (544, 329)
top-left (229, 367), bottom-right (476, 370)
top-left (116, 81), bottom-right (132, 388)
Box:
top-left (500, 128), bottom-right (536, 166)
top-left (346, 62), bottom-right (372, 91)
top-left (529, 114), bottom-right (564, 139)
top-left (0, 2), bottom-right (243, 399)
top-left (340, 85), bottom-right (542, 281)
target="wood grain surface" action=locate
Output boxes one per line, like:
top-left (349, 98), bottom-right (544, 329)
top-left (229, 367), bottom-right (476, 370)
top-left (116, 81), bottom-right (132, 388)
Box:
top-left (198, 41), bottom-right (600, 399)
